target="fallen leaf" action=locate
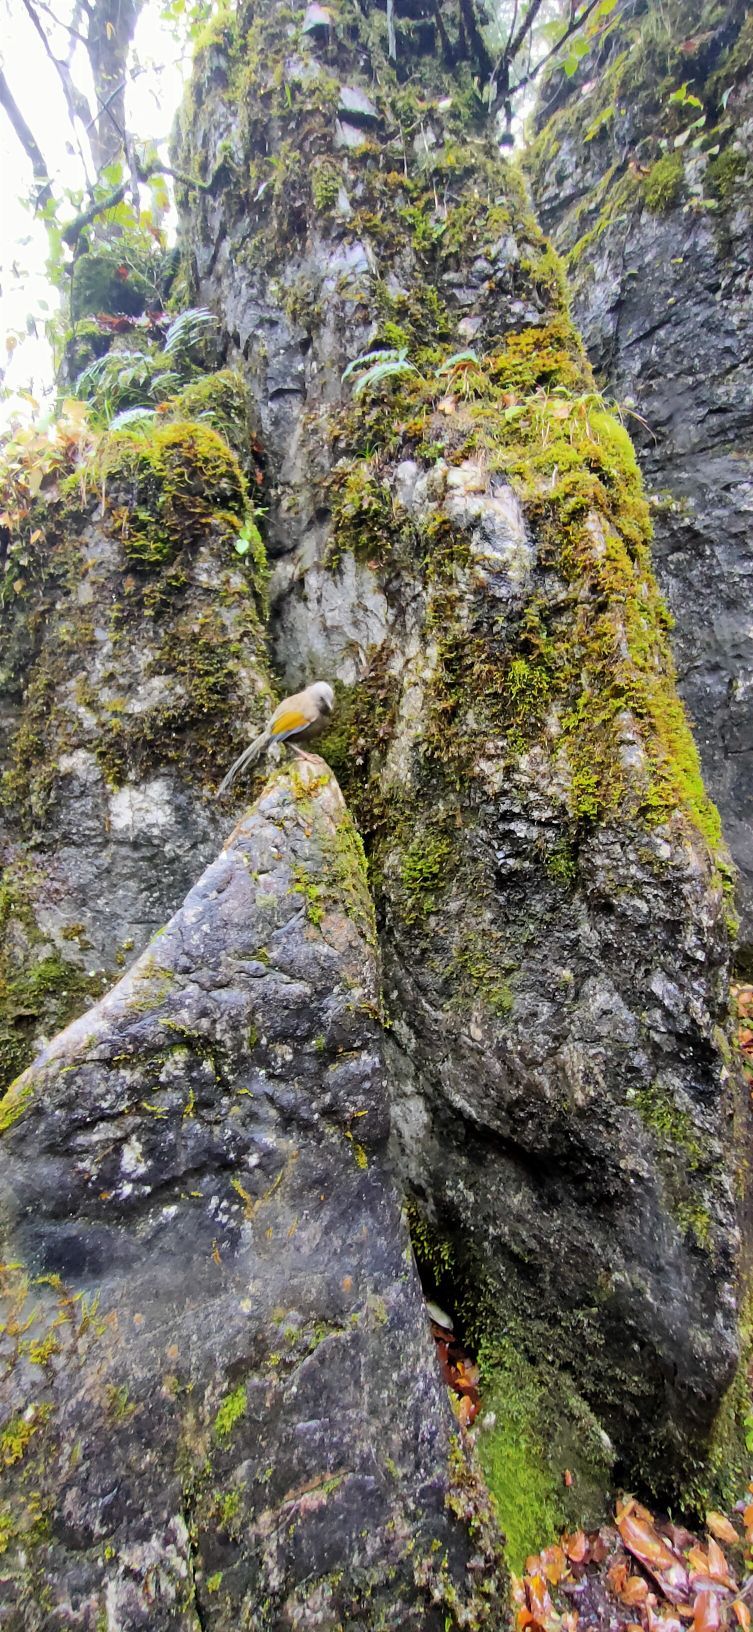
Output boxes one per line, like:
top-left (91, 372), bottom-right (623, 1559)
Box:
top-left (622, 1577), bottom-right (650, 1606)
top-left (706, 1538), bottom-right (734, 1588)
top-left (732, 1602), bottom-right (750, 1632)
top-left (617, 1508), bottom-right (683, 1572)
top-left (564, 1469), bottom-right (573, 1488)
top-left (538, 1545), bottom-right (568, 1586)
top-left (563, 1531), bottom-right (589, 1564)
top-left (608, 1560), bottom-right (629, 1596)
top-left (693, 1590), bottom-right (722, 1632)
top-left (528, 1574), bottom-right (555, 1626)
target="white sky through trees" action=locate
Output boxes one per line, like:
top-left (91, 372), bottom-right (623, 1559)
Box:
top-left (0, 0), bottom-right (186, 422)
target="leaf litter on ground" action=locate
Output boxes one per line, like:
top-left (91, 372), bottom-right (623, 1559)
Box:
top-left (515, 1485), bottom-right (753, 1632)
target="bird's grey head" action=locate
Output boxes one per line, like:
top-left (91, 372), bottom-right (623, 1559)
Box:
top-left (311, 681), bottom-right (335, 716)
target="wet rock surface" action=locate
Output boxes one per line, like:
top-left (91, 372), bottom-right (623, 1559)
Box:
top-left (0, 760), bottom-right (503, 1628)
top-left (527, 0), bottom-right (753, 956)
top-left (174, 0), bottom-right (746, 1509)
top-left (0, 409), bottom-right (273, 1089)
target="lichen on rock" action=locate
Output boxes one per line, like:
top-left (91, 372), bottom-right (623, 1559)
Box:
top-left (174, 0), bottom-right (747, 1530)
top-left (0, 760), bottom-right (504, 1628)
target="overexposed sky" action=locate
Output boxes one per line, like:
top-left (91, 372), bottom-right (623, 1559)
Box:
top-left (0, 0), bottom-right (188, 423)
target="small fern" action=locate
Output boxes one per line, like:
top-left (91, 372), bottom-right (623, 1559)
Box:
top-left (342, 347), bottom-right (417, 397)
top-left (163, 306), bottom-right (217, 365)
top-left (109, 406), bottom-right (157, 430)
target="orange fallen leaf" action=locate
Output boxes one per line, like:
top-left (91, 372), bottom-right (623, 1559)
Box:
top-left (622, 1576), bottom-right (650, 1606)
top-left (608, 1561), bottom-right (629, 1595)
top-left (732, 1601), bottom-right (751, 1632)
top-left (527, 1573), bottom-right (554, 1626)
top-left (537, 1544), bottom-right (568, 1586)
top-left (693, 1589), bottom-right (722, 1632)
top-left (455, 1394), bottom-right (475, 1427)
top-left (743, 1505), bottom-right (753, 1534)
top-left (706, 1537), bottom-right (734, 1588)
top-left (564, 1530), bottom-right (588, 1564)
top-left (618, 1509), bottom-right (680, 1571)
top-left (564, 1469), bottom-right (574, 1488)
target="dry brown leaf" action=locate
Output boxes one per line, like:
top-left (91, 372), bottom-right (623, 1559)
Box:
top-left (706, 1538), bottom-right (734, 1588)
top-left (538, 1544), bottom-right (568, 1586)
top-left (617, 1508), bottom-right (684, 1575)
top-left (608, 1561), bottom-right (630, 1596)
top-left (693, 1590), bottom-right (722, 1632)
top-left (732, 1601), bottom-right (751, 1632)
top-left (564, 1531), bottom-right (589, 1564)
top-left (527, 1572), bottom-right (555, 1626)
top-left (622, 1577), bottom-right (650, 1606)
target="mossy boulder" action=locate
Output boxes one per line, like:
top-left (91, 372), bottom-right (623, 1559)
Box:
top-left (175, 0), bottom-right (746, 1533)
top-left (0, 762), bottom-right (504, 1628)
top-left (0, 405), bottom-right (274, 1093)
top-left (527, 0), bottom-right (753, 955)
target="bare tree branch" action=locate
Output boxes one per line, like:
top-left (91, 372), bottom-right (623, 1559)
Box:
top-left (31, 0), bottom-right (89, 50)
top-left (506, 0), bottom-right (546, 73)
top-left (0, 66), bottom-right (53, 206)
top-left (61, 159), bottom-right (217, 247)
top-left (19, 0), bottom-right (95, 184)
top-left (512, 0), bottom-right (609, 94)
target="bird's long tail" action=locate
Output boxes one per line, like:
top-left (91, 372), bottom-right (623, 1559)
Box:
top-left (216, 729), bottom-right (271, 796)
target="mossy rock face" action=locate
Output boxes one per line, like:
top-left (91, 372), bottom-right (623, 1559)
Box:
top-left (0, 765), bottom-right (505, 1627)
top-left (526, 0), bottom-right (753, 957)
top-left (97, 420), bottom-right (249, 570)
top-left (0, 404), bottom-right (274, 1093)
top-left (175, 0), bottom-right (746, 1535)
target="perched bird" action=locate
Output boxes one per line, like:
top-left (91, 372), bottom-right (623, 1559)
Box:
top-left (216, 680), bottom-right (335, 796)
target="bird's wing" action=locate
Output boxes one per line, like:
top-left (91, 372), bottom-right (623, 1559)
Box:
top-left (269, 707), bottom-right (314, 741)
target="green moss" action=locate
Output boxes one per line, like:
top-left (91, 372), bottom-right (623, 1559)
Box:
top-left (292, 863), bottom-right (325, 926)
top-left (706, 147), bottom-right (746, 204)
top-left (643, 152), bottom-right (685, 213)
top-left (399, 833), bottom-right (454, 923)
top-left (0, 874), bottom-right (106, 1092)
top-left (213, 1384), bottom-right (247, 1443)
top-left (476, 1365), bottom-right (566, 1574)
top-left (633, 1080), bottom-right (704, 1168)
top-left (311, 159), bottom-right (342, 212)
top-left (93, 420), bottom-right (248, 570)
top-left (164, 369), bottom-right (257, 467)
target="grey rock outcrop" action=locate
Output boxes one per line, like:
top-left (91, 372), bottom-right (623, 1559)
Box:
top-left (527, 0), bottom-right (753, 957)
top-left (0, 759), bottom-right (503, 1628)
top-left (0, 405), bottom-right (273, 1088)
top-left (174, 0), bottom-right (746, 1514)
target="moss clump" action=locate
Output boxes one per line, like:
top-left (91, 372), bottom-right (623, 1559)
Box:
top-left (706, 147), bottom-right (746, 204)
top-left (643, 153), bottom-right (685, 213)
top-left (477, 1346), bottom-right (615, 1573)
top-left (311, 159), bottom-right (342, 212)
top-left (94, 420), bottom-right (248, 570)
top-left (213, 1383), bottom-right (247, 1443)
top-left (328, 462), bottom-right (397, 568)
top-left (399, 833), bottom-right (455, 923)
top-left (164, 369), bottom-right (258, 469)
top-left (0, 875), bottom-right (106, 1093)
